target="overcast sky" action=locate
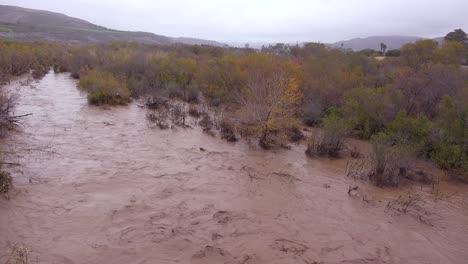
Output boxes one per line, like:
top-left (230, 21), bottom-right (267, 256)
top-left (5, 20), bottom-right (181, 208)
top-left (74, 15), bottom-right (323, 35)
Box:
top-left (1, 0), bottom-right (467, 44)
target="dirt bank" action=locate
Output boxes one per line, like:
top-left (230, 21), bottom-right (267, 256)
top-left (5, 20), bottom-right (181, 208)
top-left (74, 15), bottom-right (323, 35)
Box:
top-left (1, 72), bottom-right (468, 264)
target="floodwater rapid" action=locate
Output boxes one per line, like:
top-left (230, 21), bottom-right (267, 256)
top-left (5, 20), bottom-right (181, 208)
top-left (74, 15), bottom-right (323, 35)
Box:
top-left (1, 72), bottom-right (468, 264)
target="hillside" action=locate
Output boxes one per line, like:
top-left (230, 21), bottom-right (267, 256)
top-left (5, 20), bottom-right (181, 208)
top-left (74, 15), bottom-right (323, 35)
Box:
top-left (330, 35), bottom-right (435, 51)
top-left (0, 5), bottom-right (225, 46)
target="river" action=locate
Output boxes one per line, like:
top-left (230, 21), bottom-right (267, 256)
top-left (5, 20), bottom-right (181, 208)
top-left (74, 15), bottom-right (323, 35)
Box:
top-left (1, 71), bottom-right (468, 264)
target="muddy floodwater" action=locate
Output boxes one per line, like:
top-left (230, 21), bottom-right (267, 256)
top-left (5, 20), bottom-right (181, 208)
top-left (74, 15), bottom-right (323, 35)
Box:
top-left (1, 72), bottom-right (468, 264)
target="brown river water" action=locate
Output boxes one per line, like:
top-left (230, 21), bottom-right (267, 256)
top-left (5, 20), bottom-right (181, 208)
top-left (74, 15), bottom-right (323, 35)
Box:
top-left (1, 72), bottom-right (468, 264)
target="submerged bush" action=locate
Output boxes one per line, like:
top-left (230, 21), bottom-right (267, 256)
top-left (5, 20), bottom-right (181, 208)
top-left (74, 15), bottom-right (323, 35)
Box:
top-left (368, 133), bottom-right (412, 186)
top-left (286, 126), bottom-right (304, 143)
top-left (170, 104), bottom-right (187, 127)
top-left (186, 87), bottom-right (200, 103)
top-left (78, 70), bottom-right (130, 105)
top-left (188, 106), bottom-right (201, 118)
top-left (199, 113), bottom-right (214, 135)
top-left (347, 132), bottom-right (431, 187)
top-left (220, 118), bottom-right (238, 142)
top-left (432, 144), bottom-right (466, 169)
top-left (306, 111), bottom-right (349, 158)
top-left (302, 101), bottom-right (323, 126)
top-left (432, 144), bottom-right (468, 182)
top-left (0, 170), bottom-right (12, 193)
top-left (31, 65), bottom-right (49, 80)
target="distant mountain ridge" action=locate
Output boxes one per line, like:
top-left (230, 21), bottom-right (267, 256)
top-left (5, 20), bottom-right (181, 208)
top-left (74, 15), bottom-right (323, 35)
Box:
top-left (330, 35), bottom-right (443, 51)
top-left (0, 5), bottom-right (226, 46)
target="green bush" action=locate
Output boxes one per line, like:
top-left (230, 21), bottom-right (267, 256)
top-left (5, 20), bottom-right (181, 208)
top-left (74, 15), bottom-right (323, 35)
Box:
top-left (386, 110), bottom-right (433, 155)
top-left (78, 69), bottom-right (130, 105)
top-left (385, 49), bottom-right (401, 57)
top-left (220, 119), bottom-right (238, 142)
top-left (342, 87), bottom-right (402, 139)
top-left (432, 144), bottom-right (467, 170)
top-left (430, 96), bottom-right (467, 181)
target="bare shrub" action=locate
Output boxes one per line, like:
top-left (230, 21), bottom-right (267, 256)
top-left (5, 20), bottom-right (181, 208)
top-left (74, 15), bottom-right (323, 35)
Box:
top-left (31, 66), bottom-right (49, 80)
top-left (346, 134), bottom-right (416, 187)
top-left (170, 104), bottom-right (187, 127)
top-left (188, 106), bottom-right (201, 118)
top-left (385, 193), bottom-right (435, 225)
top-left (146, 107), bottom-right (170, 129)
top-left (286, 126), bottom-right (304, 143)
top-left (350, 146), bottom-right (363, 159)
top-left (199, 113), bottom-right (214, 135)
top-left (0, 170), bottom-right (12, 193)
top-left (145, 96), bottom-right (169, 110)
top-left (368, 134), bottom-right (412, 186)
top-left (306, 130), bottom-right (345, 158)
top-left (7, 244), bottom-right (31, 264)
top-left (1, 93), bottom-right (17, 137)
top-left (1, 91), bottom-right (32, 138)
top-left (146, 101), bottom-right (189, 129)
top-left (220, 118), bottom-right (238, 142)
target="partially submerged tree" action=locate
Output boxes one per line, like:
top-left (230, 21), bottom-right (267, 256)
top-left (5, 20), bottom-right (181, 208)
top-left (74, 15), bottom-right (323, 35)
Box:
top-left (237, 54), bottom-right (302, 148)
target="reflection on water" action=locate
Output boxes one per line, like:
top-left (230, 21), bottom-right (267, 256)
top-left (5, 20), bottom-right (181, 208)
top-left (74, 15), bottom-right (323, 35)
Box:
top-left (1, 72), bottom-right (468, 264)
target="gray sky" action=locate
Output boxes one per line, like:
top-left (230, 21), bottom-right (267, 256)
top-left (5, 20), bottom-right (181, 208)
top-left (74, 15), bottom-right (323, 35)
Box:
top-left (1, 0), bottom-right (467, 44)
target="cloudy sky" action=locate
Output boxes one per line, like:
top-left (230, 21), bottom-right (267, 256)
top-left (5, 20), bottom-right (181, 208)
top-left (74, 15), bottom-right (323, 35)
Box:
top-left (1, 0), bottom-right (467, 44)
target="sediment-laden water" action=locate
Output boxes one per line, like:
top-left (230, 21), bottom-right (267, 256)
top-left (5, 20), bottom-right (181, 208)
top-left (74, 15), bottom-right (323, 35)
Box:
top-left (1, 72), bottom-right (468, 264)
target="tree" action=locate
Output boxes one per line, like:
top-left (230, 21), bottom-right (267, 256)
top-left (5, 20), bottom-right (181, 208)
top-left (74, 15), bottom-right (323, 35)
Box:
top-left (391, 63), bottom-right (464, 117)
top-left (199, 56), bottom-right (242, 103)
top-left (400, 40), bottom-right (438, 69)
top-left (342, 87), bottom-right (402, 139)
top-left (436, 41), bottom-right (466, 64)
top-left (444, 29), bottom-right (467, 42)
top-left (380, 43), bottom-right (387, 55)
top-left (431, 96), bottom-right (467, 181)
top-left (237, 54), bottom-right (302, 148)
top-left (385, 49), bottom-right (400, 57)
top-left (359, 49), bottom-right (378, 57)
